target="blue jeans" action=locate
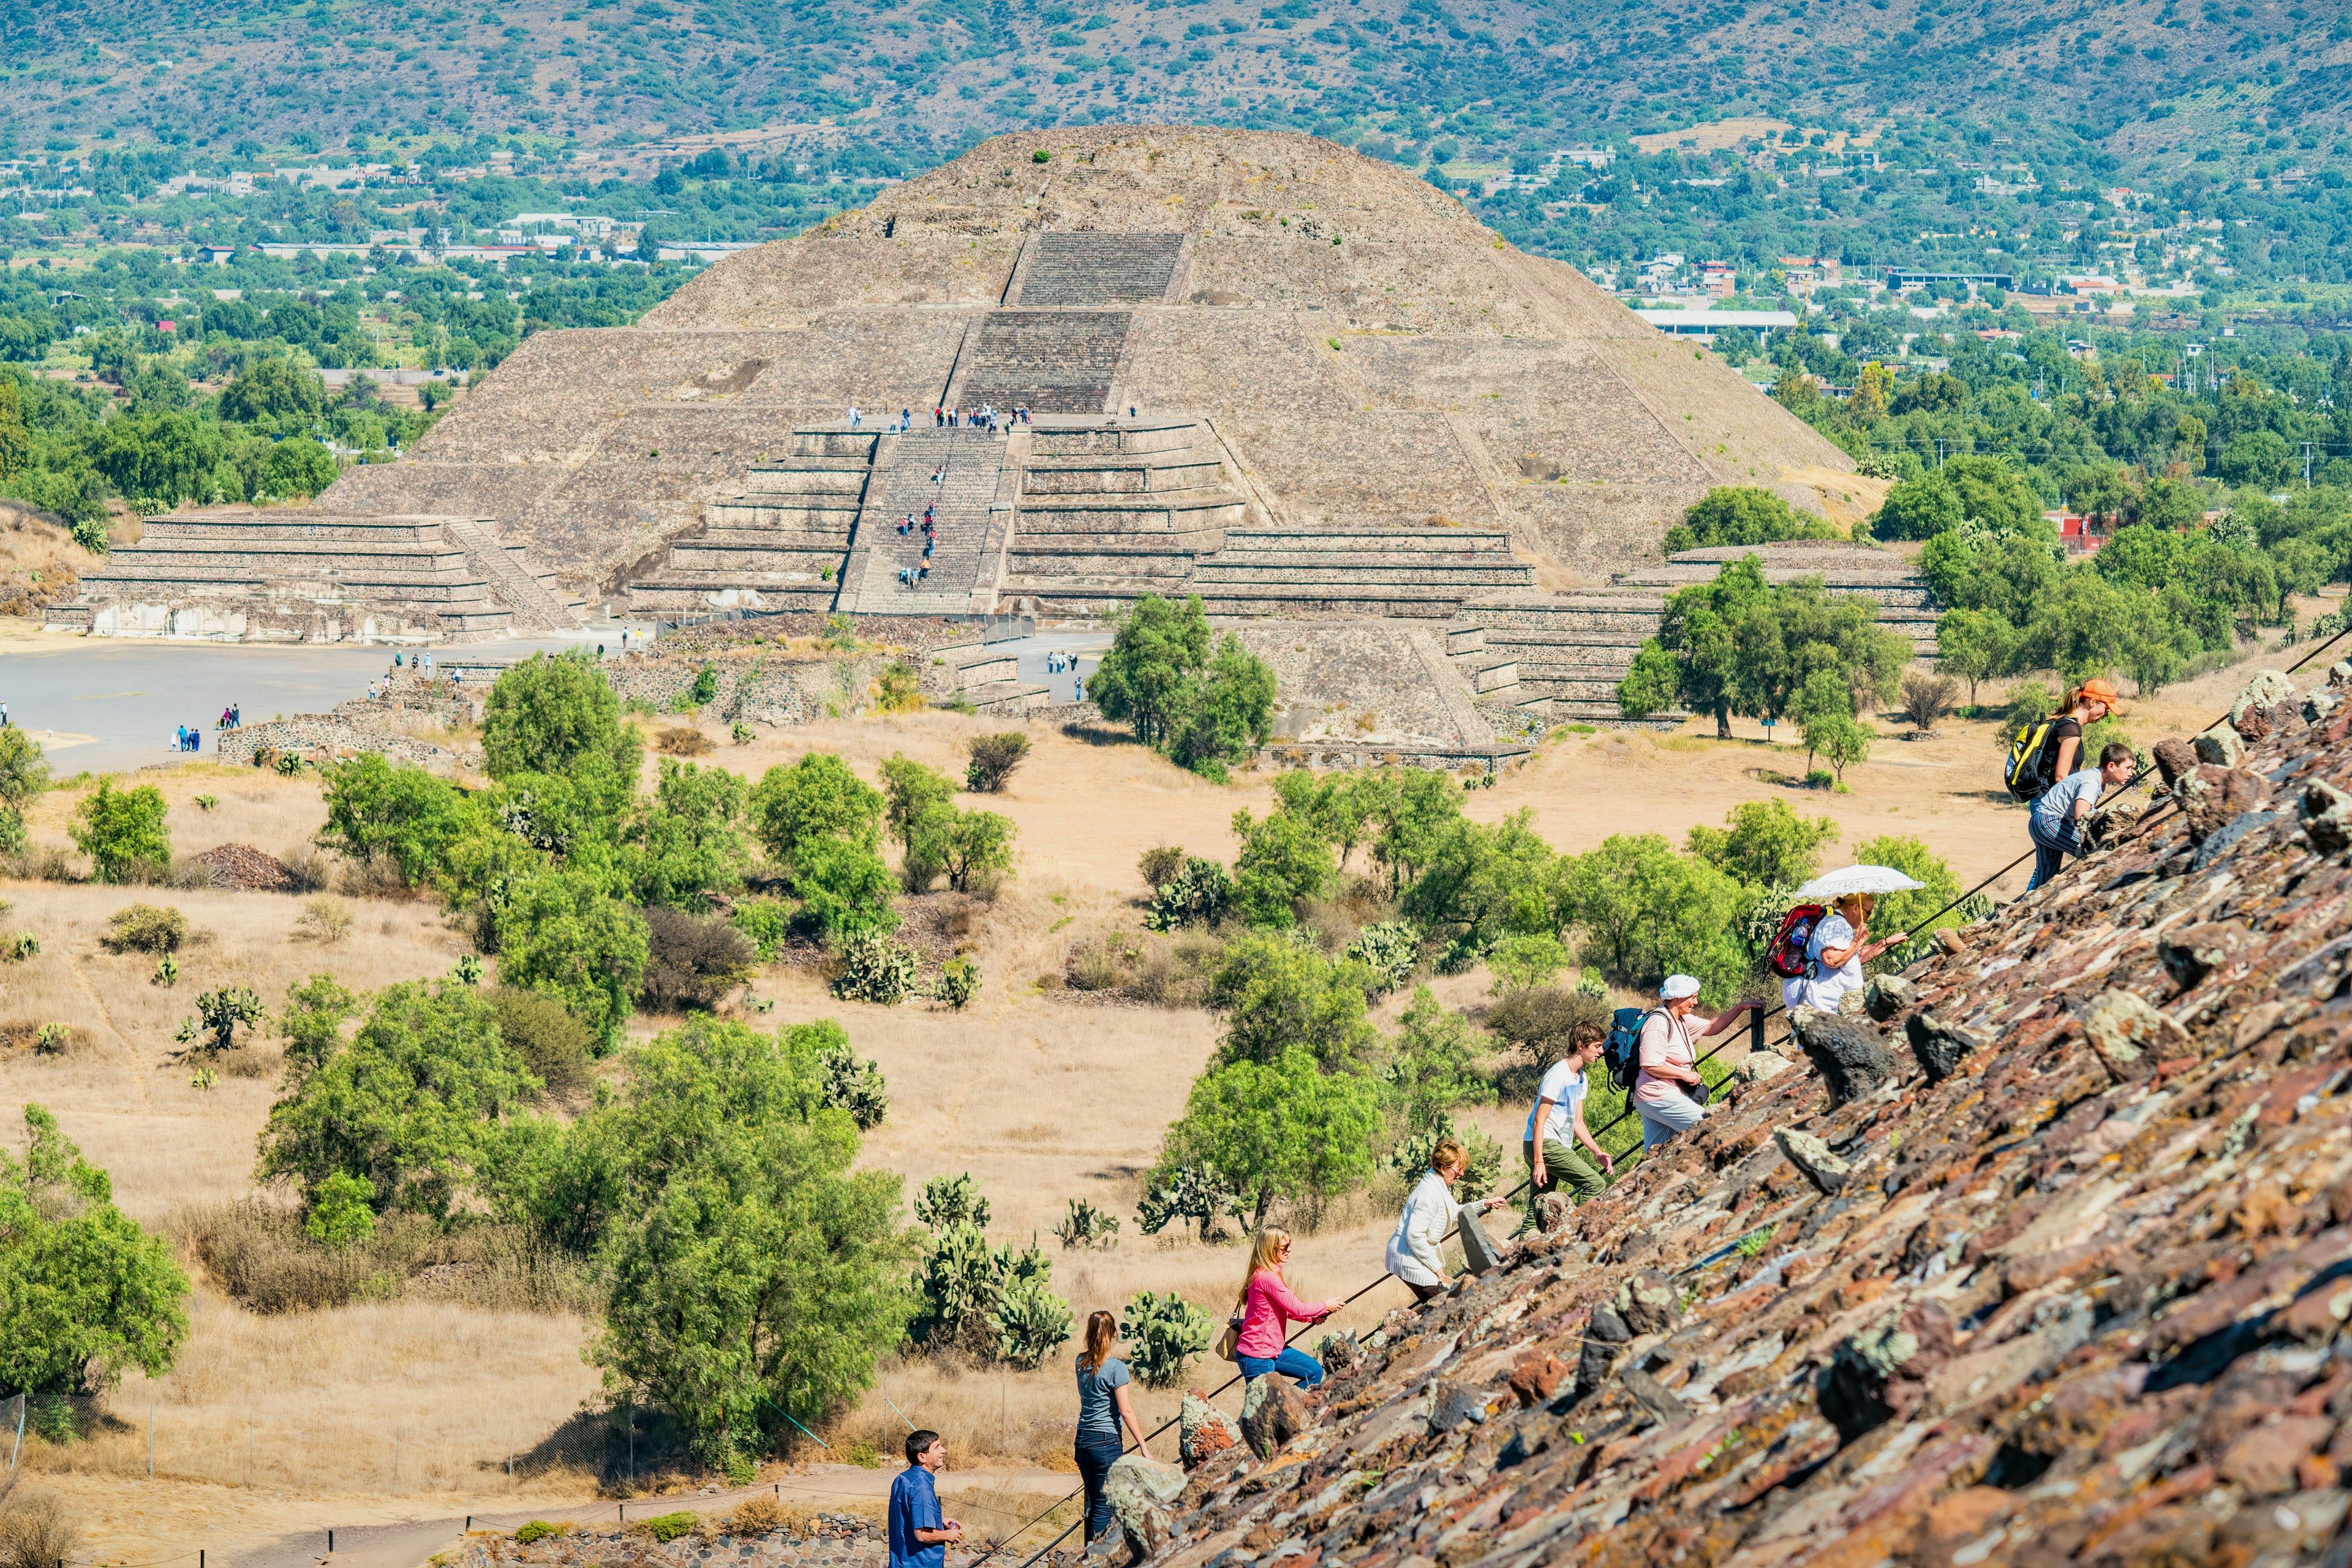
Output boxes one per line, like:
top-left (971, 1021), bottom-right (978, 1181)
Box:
top-left (2026, 813), bottom-right (2081, 892)
top-left (1235, 1347), bottom-right (1324, 1387)
top-left (1075, 1437), bottom-right (1121, 1540)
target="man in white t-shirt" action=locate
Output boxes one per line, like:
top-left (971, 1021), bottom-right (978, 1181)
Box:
top-left (1513, 1025), bottom-right (1614, 1234)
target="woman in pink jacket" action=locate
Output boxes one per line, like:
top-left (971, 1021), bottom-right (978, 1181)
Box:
top-left (1231, 1227), bottom-right (1341, 1387)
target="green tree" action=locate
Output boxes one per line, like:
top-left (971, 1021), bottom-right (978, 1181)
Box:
top-left (1170, 633), bottom-right (1278, 780)
top-left (1384, 986), bottom-right (1494, 1133)
top-left (1871, 471), bottom-right (1966, 540)
top-left (1932, 607), bottom-right (2016, 703)
top-left (1162, 1047), bottom-right (1385, 1228)
top-left (1558, 834), bottom-right (1747, 1001)
top-left (1661, 485), bottom-right (1841, 554)
top-left (1938, 454), bottom-right (2046, 535)
top-left (0, 1105), bottom-right (190, 1396)
top-left (86, 409), bottom-right (224, 508)
top-left (792, 837), bottom-right (901, 941)
top-left (258, 435), bottom-right (338, 500)
top-left (219, 357), bottom-right (328, 426)
top-left (1684, 799), bottom-right (1839, 889)
top-left (1205, 933), bottom-right (1381, 1072)
top-left (0, 725), bottom-right (50, 852)
top-left (494, 867), bottom-right (651, 1048)
top-left (278, 973), bottom-right (360, 1079)
top-left (916, 806), bottom-right (1016, 894)
top-left (626, 760), bottom-right (750, 909)
top-left (70, 778), bottom-right (170, 883)
top-left (318, 755), bottom-right (470, 885)
top-left (589, 1016), bottom-right (916, 1473)
top-left (255, 981), bottom-right (540, 1221)
top-left (0, 377), bottom-right (29, 480)
top-left (1794, 669), bottom-right (1853, 772)
top-left (1617, 554), bottom-right (1770, 736)
top-left (483, 651), bottom-right (643, 816)
top-left (1816, 714), bottom-right (1874, 785)
top-left (1228, 804), bottom-right (1336, 928)
top-left (1090, 594), bottom-right (1213, 747)
top-left (749, 753), bottom-right (883, 875)
top-left (1396, 809), bottom-right (1563, 957)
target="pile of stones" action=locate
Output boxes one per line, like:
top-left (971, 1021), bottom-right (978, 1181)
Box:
top-left (1079, 666), bottom-right (2352, 1568)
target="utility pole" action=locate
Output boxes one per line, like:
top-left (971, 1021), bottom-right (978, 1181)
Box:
top-left (2304, 441), bottom-right (2316, 486)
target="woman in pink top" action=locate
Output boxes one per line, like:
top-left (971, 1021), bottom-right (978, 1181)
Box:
top-left (1634, 974), bottom-right (1761, 1152)
top-left (1229, 1228), bottom-right (1340, 1387)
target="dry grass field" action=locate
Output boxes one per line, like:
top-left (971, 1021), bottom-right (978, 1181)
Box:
top-left (0, 646), bottom-right (2299, 1558)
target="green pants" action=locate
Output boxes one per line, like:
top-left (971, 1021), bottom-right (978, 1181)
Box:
top-left (1514, 1136), bottom-right (1604, 1235)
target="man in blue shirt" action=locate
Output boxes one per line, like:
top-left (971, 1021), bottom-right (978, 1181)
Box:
top-left (889, 1429), bottom-right (962, 1568)
top-left (2027, 742), bottom-right (2137, 891)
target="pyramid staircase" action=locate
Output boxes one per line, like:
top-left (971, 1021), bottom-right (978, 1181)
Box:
top-left (949, 311), bottom-right (1133, 415)
top-left (835, 426), bottom-right (1014, 616)
top-left (617, 430), bottom-right (870, 615)
top-left (47, 512), bottom-right (543, 640)
top-left (1011, 232), bottom-right (1186, 306)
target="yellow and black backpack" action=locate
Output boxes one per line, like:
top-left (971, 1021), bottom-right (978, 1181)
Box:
top-left (2003, 717), bottom-right (2059, 802)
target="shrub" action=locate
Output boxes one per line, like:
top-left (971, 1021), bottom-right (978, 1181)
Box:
top-left (1386, 1112), bottom-right (1502, 1202)
top-left (513, 1522), bottom-right (570, 1545)
top-left (1144, 856), bottom-right (1232, 931)
top-left (993, 1270), bottom-right (1075, 1369)
top-left (0, 1487), bottom-right (80, 1568)
top-left (1136, 1160), bottom-right (1246, 1243)
top-left (1659, 485), bottom-right (1842, 556)
top-left (7, 930), bottom-right (39, 962)
top-left (1487, 985), bottom-right (1609, 1077)
top-left (731, 721), bottom-right (756, 745)
top-left (830, 929), bottom-right (920, 1005)
top-left (488, 986), bottom-right (595, 1096)
top-left (1487, 930), bottom-right (1569, 994)
top-left (965, 732), bottom-right (1031, 793)
top-left (1052, 1197), bottom-right (1121, 1251)
top-left (70, 779), bottom-right (170, 883)
top-left (655, 726), bottom-right (714, 756)
top-left (317, 755), bottom-right (469, 886)
top-left (819, 1039), bottom-right (890, 1129)
top-left (294, 896), bottom-right (354, 944)
top-left (302, 1171), bottom-right (377, 1251)
top-left (153, 954), bottom-right (179, 987)
top-left (639, 1512), bottom-right (699, 1543)
top-left (875, 660), bottom-right (925, 714)
top-left (639, 907), bottom-right (754, 1011)
top-left (1119, 1290), bottom-right (1214, 1389)
top-left (690, 665), bottom-right (721, 706)
top-left (1342, 919), bottom-right (1419, 997)
top-left (174, 986), bottom-right (265, 1057)
top-left (1137, 844), bottom-right (1186, 891)
top-left (934, 954), bottom-right (980, 1009)
top-left (914, 1172), bottom-right (990, 1229)
top-left (101, 903), bottom-right (186, 954)
top-left (1898, 669), bottom-right (1958, 736)
top-left (725, 1496), bottom-right (786, 1536)
top-left (729, 895), bottom-right (794, 960)
top-left (910, 1216), bottom-right (1071, 1366)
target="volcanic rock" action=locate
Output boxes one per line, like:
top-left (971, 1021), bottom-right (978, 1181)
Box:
top-left (1772, 1128), bottom-right (1851, 1194)
top-left (1237, 1374), bottom-right (1306, 1459)
top-left (1177, 1390), bottom-right (1239, 1469)
top-left (1787, 1009), bottom-right (1897, 1102)
top-left (1904, 1007), bottom-right (1988, 1082)
top-left (190, 842), bottom-right (298, 891)
top-left (1101, 1455), bottom-right (1186, 1559)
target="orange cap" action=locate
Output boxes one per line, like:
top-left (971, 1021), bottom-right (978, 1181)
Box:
top-left (2077, 677), bottom-right (2125, 710)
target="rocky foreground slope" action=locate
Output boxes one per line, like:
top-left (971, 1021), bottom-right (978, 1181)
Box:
top-left (1106, 665), bottom-right (2352, 1568)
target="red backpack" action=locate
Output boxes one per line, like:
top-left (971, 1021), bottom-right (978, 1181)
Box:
top-left (1768, 903), bottom-right (1828, 979)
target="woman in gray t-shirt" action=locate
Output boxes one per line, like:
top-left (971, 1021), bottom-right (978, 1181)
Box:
top-left (1075, 1310), bottom-right (1154, 1541)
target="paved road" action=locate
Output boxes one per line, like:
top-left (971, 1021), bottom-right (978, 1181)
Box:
top-left (993, 631), bottom-right (1110, 704)
top-left (0, 638), bottom-right (597, 775)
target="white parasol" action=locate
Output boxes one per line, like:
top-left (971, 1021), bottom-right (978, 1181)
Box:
top-left (1796, 864), bottom-right (1926, 900)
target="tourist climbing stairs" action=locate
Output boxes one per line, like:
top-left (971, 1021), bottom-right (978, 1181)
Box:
top-left (837, 427), bottom-right (1009, 615)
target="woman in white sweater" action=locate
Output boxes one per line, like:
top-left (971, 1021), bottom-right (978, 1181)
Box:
top-left (1384, 1138), bottom-right (1509, 1303)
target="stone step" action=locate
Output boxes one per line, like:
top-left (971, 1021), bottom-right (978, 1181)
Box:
top-left (1023, 458), bottom-right (1227, 494)
top-left (666, 545), bottom-right (848, 577)
top-left (955, 311), bottom-right (1130, 415)
top-left (139, 515), bottom-right (451, 543)
top-left (97, 542), bottom-right (473, 571)
top-left (837, 427), bottom-right (1008, 613)
top-left (1193, 562), bottom-right (1536, 588)
top-left (1014, 232), bottom-right (1185, 306)
top-left (1190, 586), bottom-right (1464, 618)
top-left (789, 430), bottom-right (881, 460)
top-left (690, 527), bottom-right (856, 551)
top-left (1011, 494), bottom-right (1247, 530)
top-left (1028, 420), bottom-right (1200, 458)
top-left (620, 578), bottom-right (839, 612)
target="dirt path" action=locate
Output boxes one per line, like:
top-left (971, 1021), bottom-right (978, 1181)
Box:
top-left (221, 1464), bottom-right (1077, 1568)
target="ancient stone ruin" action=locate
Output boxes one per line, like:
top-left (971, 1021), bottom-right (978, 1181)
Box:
top-left (55, 127), bottom-right (1923, 753)
top-left (1077, 664), bottom-right (2352, 1566)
